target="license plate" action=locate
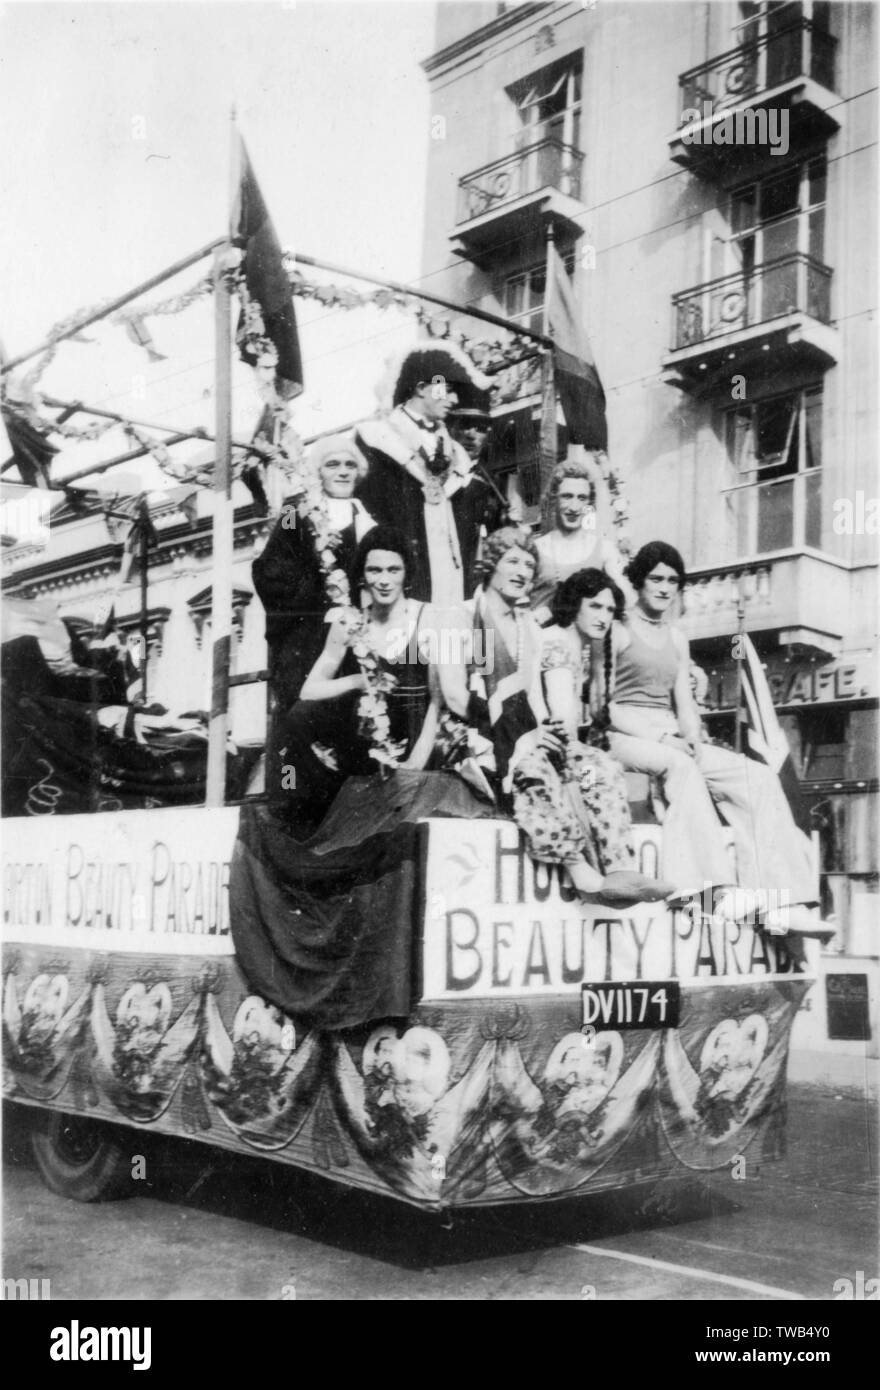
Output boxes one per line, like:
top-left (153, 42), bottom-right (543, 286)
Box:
top-left (582, 980), bottom-right (681, 1031)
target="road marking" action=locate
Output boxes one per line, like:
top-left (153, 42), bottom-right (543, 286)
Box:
top-left (568, 1244), bottom-right (806, 1299)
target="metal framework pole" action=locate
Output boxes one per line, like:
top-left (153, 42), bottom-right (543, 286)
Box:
top-left (294, 251), bottom-right (554, 348)
top-left (139, 502), bottom-right (150, 702)
top-left (0, 237), bottom-right (227, 377)
top-left (205, 114), bottom-right (238, 808)
top-left (205, 245), bottom-right (233, 807)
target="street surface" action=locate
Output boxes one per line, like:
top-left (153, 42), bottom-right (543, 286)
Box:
top-left (2, 1082), bottom-right (876, 1301)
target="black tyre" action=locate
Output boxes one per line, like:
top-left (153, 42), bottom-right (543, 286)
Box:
top-left (30, 1110), bottom-right (132, 1202)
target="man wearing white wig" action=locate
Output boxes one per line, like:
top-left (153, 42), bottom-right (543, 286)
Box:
top-left (355, 343), bottom-right (502, 605)
top-left (253, 434), bottom-right (374, 801)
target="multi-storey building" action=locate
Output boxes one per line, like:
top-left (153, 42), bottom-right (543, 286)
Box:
top-left (420, 0), bottom-right (878, 1058)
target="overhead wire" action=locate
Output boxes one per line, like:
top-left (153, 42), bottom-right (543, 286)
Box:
top-left (17, 62), bottom-right (877, 452)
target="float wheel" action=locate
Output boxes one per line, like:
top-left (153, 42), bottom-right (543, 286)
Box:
top-left (30, 1110), bottom-right (132, 1202)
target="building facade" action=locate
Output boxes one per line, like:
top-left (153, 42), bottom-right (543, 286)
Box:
top-left (1, 483), bottom-right (270, 753)
top-left (420, 0), bottom-right (878, 1054)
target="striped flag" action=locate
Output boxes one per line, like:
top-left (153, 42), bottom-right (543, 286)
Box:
top-left (544, 240), bottom-right (607, 451)
top-left (538, 348), bottom-right (557, 527)
top-left (737, 633), bottom-right (811, 833)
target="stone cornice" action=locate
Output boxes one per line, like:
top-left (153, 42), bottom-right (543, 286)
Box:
top-left (1, 504), bottom-right (271, 595)
top-left (422, 2), bottom-right (551, 77)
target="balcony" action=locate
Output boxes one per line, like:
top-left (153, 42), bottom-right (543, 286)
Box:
top-left (669, 20), bottom-right (841, 174)
top-left (662, 254), bottom-right (838, 393)
top-left (451, 139), bottom-right (585, 266)
top-left (680, 551), bottom-right (849, 658)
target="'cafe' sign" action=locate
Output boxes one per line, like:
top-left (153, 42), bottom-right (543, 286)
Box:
top-left (713, 656), bottom-right (873, 709)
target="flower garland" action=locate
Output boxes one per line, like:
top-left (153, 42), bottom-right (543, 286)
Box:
top-left (282, 259), bottom-right (539, 377)
top-left (286, 468), bottom-right (406, 769)
top-left (594, 449), bottom-right (632, 556)
top-left (110, 274), bottom-right (214, 325)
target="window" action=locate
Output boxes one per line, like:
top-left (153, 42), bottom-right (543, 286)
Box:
top-left (506, 56), bottom-right (583, 201)
top-left (504, 253), bottom-right (575, 336)
top-left (726, 384), bottom-right (823, 553)
top-left (716, 155), bottom-right (830, 326)
top-left (508, 55), bottom-right (582, 151)
top-left (730, 155), bottom-right (826, 270)
top-left (736, 3), bottom-right (833, 92)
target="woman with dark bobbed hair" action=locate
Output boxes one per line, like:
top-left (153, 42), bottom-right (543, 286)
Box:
top-left (461, 527), bottom-right (679, 907)
top-left (276, 525), bottom-right (455, 830)
top-left (608, 541), bottom-right (827, 937)
top-left (538, 567), bottom-right (691, 892)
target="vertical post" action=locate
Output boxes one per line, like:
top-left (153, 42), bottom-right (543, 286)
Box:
top-left (206, 247), bottom-right (233, 805)
top-left (542, 219), bottom-right (555, 342)
top-left (206, 116), bottom-right (238, 806)
top-left (539, 221), bottom-right (558, 532)
top-left (138, 500), bottom-right (150, 702)
top-left (733, 594), bottom-right (746, 754)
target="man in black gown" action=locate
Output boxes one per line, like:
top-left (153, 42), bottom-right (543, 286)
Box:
top-left (354, 344), bottom-right (501, 605)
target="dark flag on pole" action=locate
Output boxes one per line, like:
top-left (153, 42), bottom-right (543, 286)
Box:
top-left (737, 633), bottom-right (812, 834)
top-left (545, 240), bottom-right (607, 451)
top-left (1, 402), bottom-right (58, 489)
top-left (231, 135), bottom-right (304, 401)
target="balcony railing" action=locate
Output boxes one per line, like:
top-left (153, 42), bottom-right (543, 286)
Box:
top-left (682, 561), bottom-right (774, 623)
top-left (680, 550), bottom-right (849, 656)
top-left (456, 139), bottom-right (584, 225)
top-left (678, 19), bottom-right (837, 118)
top-left (671, 254), bottom-right (832, 351)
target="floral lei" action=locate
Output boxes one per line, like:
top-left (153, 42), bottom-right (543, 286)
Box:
top-left (287, 473), bottom-right (406, 769)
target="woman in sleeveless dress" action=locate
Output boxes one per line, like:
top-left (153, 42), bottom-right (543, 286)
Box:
top-left (540, 568), bottom-right (689, 892)
top-left (530, 457), bottom-right (626, 626)
top-left (461, 527), bottom-right (679, 908)
top-left (608, 542), bottom-right (827, 937)
top-left (278, 526), bottom-right (450, 830)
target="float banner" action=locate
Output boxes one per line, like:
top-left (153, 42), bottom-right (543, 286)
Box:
top-left (2, 806), bottom-right (239, 950)
top-left (3, 942), bottom-right (809, 1207)
top-left (421, 819), bottom-right (803, 998)
top-left (229, 773), bottom-right (495, 1030)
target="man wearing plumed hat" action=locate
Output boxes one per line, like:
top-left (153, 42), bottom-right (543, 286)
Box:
top-left (354, 343), bottom-right (502, 606)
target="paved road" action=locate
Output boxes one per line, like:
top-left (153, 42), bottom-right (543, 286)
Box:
top-left (3, 1084), bottom-right (876, 1301)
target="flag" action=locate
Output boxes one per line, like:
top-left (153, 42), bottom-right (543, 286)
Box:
top-left (165, 485), bottom-right (199, 529)
top-left (116, 496), bottom-right (159, 584)
top-left (231, 135), bottom-right (303, 401)
top-left (737, 633), bottom-right (811, 833)
top-left (545, 241), bottom-right (607, 451)
top-left (238, 460), bottom-right (270, 515)
top-left (1, 401), bottom-right (58, 489)
top-left (538, 349), bottom-right (558, 528)
top-left (124, 315), bottom-right (167, 363)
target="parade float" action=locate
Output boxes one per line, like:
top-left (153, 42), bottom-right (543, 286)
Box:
top-left (1, 131), bottom-right (814, 1215)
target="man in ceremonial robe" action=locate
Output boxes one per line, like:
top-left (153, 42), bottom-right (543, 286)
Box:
top-left (354, 344), bottom-right (501, 605)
